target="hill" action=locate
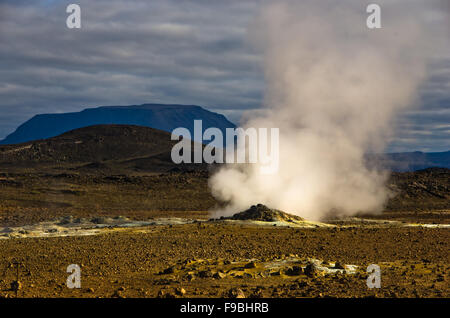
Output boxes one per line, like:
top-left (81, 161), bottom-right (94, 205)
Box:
top-left (386, 167), bottom-right (450, 212)
top-left (0, 103), bottom-right (236, 145)
top-left (0, 124), bottom-right (206, 173)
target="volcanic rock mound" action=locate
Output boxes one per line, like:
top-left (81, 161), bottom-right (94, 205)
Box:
top-left (229, 204), bottom-right (304, 222)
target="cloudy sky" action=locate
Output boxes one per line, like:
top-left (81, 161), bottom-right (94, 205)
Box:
top-left (0, 0), bottom-right (448, 152)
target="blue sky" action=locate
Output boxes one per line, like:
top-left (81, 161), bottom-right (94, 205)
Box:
top-left (0, 0), bottom-right (448, 152)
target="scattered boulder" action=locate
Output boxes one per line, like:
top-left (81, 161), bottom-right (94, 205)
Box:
top-left (90, 217), bottom-right (114, 224)
top-left (245, 261), bottom-right (257, 269)
top-left (286, 265), bottom-right (303, 276)
top-left (162, 266), bottom-right (176, 274)
top-left (58, 216), bottom-right (74, 225)
top-left (198, 270), bottom-right (214, 278)
top-left (213, 272), bottom-right (226, 279)
top-left (157, 289), bottom-right (176, 298)
top-left (334, 261), bottom-right (345, 269)
top-left (228, 288), bottom-right (246, 298)
top-left (304, 262), bottom-right (320, 277)
top-left (175, 287), bottom-right (186, 296)
top-left (10, 280), bottom-right (21, 292)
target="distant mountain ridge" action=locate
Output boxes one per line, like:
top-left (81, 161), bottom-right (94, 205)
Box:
top-left (0, 103), bottom-right (236, 145)
top-left (1, 103), bottom-right (448, 172)
top-left (367, 150), bottom-right (450, 172)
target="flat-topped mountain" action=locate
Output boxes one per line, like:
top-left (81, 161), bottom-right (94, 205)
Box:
top-left (0, 103), bottom-right (236, 145)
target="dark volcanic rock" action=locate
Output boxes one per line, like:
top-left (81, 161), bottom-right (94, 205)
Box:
top-left (229, 204), bottom-right (304, 222)
top-left (0, 124), bottom-right (209, 173)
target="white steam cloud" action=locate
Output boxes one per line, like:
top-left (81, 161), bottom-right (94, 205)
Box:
top-left (209, 0), bottom-right (441, 220)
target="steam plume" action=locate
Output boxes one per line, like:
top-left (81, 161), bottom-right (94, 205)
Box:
top-left (209, 0), bottom-right (439, 220)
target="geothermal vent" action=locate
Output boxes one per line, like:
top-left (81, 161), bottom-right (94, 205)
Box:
top-left (228, 204), bottom-right (304, 222)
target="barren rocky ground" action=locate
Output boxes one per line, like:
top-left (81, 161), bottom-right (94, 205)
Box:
top-left (0, 126), bottom-right (448, 298)
top-left (0, 222), bottom-right (448, 298)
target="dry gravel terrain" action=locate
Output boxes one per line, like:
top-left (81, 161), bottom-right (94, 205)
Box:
top-left (0, 125), bottom-right (448, 298)
top-left (0, 222), bottom-right (448, 298)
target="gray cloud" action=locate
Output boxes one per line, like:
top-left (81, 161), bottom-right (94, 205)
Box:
top-left (389, 59), bottom-right (450, 152)
top-left (0, 0), bottom-right (448, 152)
